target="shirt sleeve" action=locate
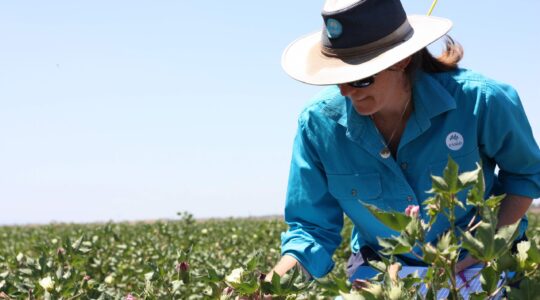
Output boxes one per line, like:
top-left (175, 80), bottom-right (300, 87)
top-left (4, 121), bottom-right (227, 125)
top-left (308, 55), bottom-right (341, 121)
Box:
top-left (280, 117), bottom-right (344, 278)
top-left (478, 82), bottom-right (540, 198)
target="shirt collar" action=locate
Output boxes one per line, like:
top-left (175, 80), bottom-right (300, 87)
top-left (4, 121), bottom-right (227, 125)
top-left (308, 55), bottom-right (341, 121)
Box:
top-left (412, 70), bottom-right (457, 122)
top-left (322, 71), bottom-right (457, 132)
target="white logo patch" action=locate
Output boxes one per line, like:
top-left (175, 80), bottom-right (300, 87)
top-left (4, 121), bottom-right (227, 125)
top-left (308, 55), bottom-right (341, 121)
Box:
top-left (446, 132), bottom-right (464, 151)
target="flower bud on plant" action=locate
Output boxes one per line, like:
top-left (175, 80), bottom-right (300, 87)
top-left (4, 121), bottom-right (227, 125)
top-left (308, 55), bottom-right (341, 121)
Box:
top-left (176, 261), bottom-right (189, 272)
top-left (177, 261), bottom-right (190, 283)
top-left (405, 205), bottom-right (420, 218)
top-left (125, 293), bottom-right (136, 300)
top-left (352, 279), bottom-right (370, 291)
top-left (222, 286), bottom-right (234, 296)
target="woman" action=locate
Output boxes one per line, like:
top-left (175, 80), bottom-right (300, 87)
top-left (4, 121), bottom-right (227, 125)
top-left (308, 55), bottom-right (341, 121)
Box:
top-left (269, 0), bottom-right (540, 280)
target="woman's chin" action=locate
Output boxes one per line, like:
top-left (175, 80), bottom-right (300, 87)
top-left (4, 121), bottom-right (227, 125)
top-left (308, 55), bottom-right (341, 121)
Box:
top-left (350, 97), bottom-right (378, 116)
top-left (351, 102), bottom-right (377, 116)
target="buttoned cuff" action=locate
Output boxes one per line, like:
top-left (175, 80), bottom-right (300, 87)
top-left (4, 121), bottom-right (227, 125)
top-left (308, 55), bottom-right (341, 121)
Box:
top-left (281, 235), bottom-right (335, 278)
top-left (500, 173), bottom-right (540, 199)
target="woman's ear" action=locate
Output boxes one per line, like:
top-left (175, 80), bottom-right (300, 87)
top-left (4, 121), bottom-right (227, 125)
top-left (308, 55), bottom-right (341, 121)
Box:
top-left (394, 56), bottom-right (412, 70)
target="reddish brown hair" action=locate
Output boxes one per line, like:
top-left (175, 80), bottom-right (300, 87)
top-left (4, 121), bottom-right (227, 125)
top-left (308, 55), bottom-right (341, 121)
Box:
top-left (406, 36), bottom-right (464, 82)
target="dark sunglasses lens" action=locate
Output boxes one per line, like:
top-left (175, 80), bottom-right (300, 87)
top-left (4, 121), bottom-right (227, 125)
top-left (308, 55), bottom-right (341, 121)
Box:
top-left (348, 76), bottom-right (375, 88)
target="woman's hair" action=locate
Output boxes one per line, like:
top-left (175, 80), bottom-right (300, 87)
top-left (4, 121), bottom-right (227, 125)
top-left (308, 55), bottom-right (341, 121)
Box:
top-left (405, 36), bottom-right (464, 83)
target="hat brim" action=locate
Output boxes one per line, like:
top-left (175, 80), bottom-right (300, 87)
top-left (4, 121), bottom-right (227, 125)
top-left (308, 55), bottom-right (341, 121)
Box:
top-left (281, 15), bottom-right (452, 85)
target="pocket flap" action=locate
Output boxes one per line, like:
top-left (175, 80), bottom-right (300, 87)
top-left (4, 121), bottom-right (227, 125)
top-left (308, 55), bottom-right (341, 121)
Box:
top-left (327, 173), bottom-right (382, 200)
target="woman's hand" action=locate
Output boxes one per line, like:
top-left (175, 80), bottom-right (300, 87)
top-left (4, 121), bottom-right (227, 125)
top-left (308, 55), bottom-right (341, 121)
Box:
top-left (269, 255), bottom-right (299, 278)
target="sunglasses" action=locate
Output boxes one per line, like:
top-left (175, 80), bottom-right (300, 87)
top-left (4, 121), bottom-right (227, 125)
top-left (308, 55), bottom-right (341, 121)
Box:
top-left (347, 75), bottom-right (376, 88)
top-left (346, 68), bottom-right (401, 88)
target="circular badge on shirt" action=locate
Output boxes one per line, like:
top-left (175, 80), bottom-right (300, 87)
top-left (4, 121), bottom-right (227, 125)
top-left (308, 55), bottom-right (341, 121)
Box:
top-left (326, 18), bottom-right (343, 39)
top-left (446, 132), bottom-right (464, 151)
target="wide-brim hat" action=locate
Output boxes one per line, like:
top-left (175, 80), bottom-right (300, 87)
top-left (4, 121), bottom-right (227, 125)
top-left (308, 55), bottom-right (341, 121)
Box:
top-left (282, 0), bottom-right (452, 85)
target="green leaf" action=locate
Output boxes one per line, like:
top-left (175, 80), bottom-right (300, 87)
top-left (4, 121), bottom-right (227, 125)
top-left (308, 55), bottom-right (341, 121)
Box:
top-left (235, 280), bottom-right (259, 296)
top-left (475, 222), bottom-right (496, 260)
top-left (493, 221), bottom-right (520, 257)
top-left (436, 231), bottom-right (453, 252)
top-left (425, 285), bottom-right (436, 300)
top-left (495, 251), bottom-right (516, 272)
top-left (144, 271), bottom-right (155, 281)
top-left (78, 247), bottom-right (92, 254)
top-left (467, 187), bottom-right (485, 207)
top-left (458, 165), bottom-right (481, 188)
top-left (271, 272), bottom-right (281, 294)
top-left (363, 203), bottom-right (411, 231)
top-left (485, 194), bottom-right (506, 209)
top-left (527, 237), bottom-right (540, 264)
top-left (244, 251), bottom-right (259, 272)
top-left (466, 172), bottom-right (485, 207)
top-left (18, 268), bottom-right (33, 275)
top-left (430, 175), bottom-right (449, 193)
top-left (378, 236), bottom-right (412, 255)
top-left (480, 265), bottom-right (499, 294)
top-left (443, 156), bottom-right (459, 193)
top-left (71, 235), bottom-right (84, 251)
top-left (422, 243), bottom-right (438, 264)
top-left (367, 260), bottom-right (387, 273)
top-left (506, 277), bottom-right (540, 300)
top-left (453, 196), bottom-right (466, 210)
top-left (405, 217), bottom-right (424, 244)
top-left (460, 230), bottom-right (484, 259)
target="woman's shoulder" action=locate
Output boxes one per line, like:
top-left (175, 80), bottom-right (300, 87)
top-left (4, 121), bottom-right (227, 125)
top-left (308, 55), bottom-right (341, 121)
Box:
top-left (298, 86), bottom-right (348, 124)
top-left (430, 68), bottom-right (518, 99)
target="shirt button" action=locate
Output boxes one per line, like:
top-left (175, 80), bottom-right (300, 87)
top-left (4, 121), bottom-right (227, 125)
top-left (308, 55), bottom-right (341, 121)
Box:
top-left (351, 189), bottom-right (357, 196)
top-left (401, 162), bottom-right (408, 170)
top-left (407, 195), bottom-right (413, 202)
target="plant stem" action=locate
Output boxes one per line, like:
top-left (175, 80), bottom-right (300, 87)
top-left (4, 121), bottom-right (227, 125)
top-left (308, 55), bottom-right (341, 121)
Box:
top-left (489, 282), bottom-right (506, 299)
top-left (66, 293), bottom-right (84, 300)
top-left (448, 194), bottom-right (460, 299)
top-left (469, 221), bottom-right (482, 232)
top-left (445, 264), bottom-right (460, 300)
top-left (466, 212), bottom-right (478, 231)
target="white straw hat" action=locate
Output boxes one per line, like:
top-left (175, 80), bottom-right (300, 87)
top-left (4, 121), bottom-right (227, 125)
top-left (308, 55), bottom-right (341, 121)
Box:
top-left (282, 0), bottom-right (452, 85)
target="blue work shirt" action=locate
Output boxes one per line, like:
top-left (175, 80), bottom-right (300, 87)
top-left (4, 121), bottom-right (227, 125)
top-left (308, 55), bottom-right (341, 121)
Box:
top-left (281, 69), bottom-right (540, 278)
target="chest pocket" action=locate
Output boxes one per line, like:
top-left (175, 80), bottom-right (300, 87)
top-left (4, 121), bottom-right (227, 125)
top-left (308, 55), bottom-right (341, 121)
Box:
top-left (428, 148), bottom-right (480, 220)
top-left (327, 172), bottom-right (382, 203)
top-left (429, 147), bottom-right (480, 177)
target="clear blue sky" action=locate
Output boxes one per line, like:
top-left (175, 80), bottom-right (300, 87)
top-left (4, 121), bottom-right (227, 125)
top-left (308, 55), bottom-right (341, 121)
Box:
top-left (1, 0), bottom-right (539, 224)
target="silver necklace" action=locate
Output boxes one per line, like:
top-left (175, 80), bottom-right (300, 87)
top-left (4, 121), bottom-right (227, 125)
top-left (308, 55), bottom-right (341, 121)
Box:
top-left (370, 98), bottom-right (411, 159)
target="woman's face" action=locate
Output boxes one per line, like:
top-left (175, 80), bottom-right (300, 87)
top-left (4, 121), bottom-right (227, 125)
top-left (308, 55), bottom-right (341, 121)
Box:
top-left (338, 62), bottom-right (410, 117)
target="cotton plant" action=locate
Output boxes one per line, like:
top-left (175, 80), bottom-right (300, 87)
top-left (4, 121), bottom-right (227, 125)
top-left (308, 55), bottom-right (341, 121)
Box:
top-left (220, 251), bottom-right (315, 299)
top-left (343, 157), bottom-right (540, 299)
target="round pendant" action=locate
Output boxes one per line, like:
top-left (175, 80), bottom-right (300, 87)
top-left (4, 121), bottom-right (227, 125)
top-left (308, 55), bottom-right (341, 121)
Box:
top-left (380, 148), bottom-right (391, 159)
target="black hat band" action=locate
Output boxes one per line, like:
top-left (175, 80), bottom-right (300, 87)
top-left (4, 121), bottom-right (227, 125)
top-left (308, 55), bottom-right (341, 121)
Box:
top-left (321, 20), bottom-right (413, 58)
